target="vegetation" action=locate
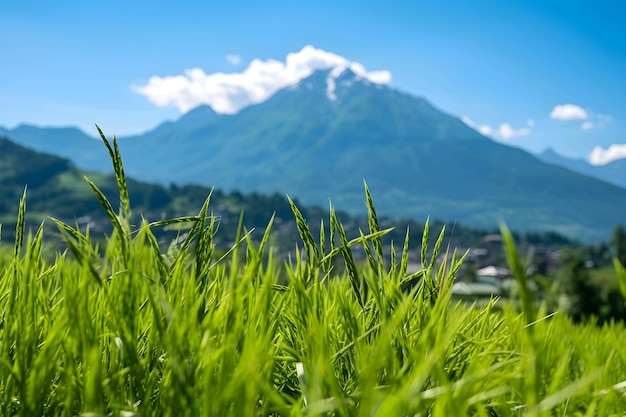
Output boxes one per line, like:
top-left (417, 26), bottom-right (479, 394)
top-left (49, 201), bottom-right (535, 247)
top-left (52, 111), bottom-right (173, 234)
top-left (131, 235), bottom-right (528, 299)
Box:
top-left (542, 233), bottom-right (626, 324)
top-left (2, 129), bottom-right (626, 416)
top-left (0, 135), bottom-right (576, 254)
top-left (612, 224), bottom-right (626, 266)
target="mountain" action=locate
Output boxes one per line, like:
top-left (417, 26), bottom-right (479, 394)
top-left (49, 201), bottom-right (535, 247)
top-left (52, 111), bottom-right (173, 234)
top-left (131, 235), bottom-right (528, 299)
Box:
top-left (0, 135), bottom-right (197, 225)
top-left (0, 135), bottom-right (114, 224)
top-left (3, 68), bottom-right (626, 241)
top-left (538, 147), bottom-right (626, 189)
top-left (4, 135), bottom-right (536, 253)
top-left (0, 135), bottom-right (311, 248)
top-left (0, 124), bottom-right (110, 172)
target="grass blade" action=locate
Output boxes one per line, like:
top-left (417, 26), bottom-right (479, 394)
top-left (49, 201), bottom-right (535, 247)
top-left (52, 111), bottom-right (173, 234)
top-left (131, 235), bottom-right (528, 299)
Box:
top-left (95, 124), bottom-right (130, 217)
top-left (287, 195), bottom-right (319, 267)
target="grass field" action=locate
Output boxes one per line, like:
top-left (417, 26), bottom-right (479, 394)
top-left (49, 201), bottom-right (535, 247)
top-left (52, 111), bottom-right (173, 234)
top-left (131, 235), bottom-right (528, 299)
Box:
top-left (2, 129), bottom-right (626, 416)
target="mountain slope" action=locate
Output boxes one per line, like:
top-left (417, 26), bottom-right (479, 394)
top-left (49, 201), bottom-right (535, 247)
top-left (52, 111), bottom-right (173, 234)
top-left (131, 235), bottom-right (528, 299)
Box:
top-left (0, 124), bottom-right (110, 173)
top-left (0, 136), bottom-right (115, 221)
top-left (118, 69), bottom-right (626, 241)
top-left (0, 135), bottom-right (310, 248)
top-left (3, 69), bottom-right (626, 241)
top-left (538, 147), bottom-right (626, 189)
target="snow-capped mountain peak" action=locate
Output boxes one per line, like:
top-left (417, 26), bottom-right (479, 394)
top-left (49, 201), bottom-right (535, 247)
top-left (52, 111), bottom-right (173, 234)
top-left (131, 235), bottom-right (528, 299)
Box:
top-left (325, 64), bottom-right (387, 101)
top-left (134, 45), bottom-right (391, 114)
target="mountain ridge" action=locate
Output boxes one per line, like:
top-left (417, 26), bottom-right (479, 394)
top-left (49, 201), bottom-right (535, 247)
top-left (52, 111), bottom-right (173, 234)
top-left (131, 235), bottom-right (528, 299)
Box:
top-left (538, 147), bottom-right (626, 189)
top-left (2, 69), bottom-right (626, 241)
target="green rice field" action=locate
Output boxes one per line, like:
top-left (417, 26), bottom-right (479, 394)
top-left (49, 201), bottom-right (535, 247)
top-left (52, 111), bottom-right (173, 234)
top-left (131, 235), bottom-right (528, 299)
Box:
top-left (2, 129), bottom-right (626, 416)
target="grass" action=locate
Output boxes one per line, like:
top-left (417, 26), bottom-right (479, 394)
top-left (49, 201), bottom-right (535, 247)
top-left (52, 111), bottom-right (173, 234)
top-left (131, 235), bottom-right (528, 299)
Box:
top-left (1, 128), bottom-right (626, 416)
top-left (590, 265), bottom-right (619, 287)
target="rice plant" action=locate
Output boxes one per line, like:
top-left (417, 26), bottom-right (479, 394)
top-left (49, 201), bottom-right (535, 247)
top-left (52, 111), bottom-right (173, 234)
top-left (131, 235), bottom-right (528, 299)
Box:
top-left (0, 128), bottom-right (626, 416)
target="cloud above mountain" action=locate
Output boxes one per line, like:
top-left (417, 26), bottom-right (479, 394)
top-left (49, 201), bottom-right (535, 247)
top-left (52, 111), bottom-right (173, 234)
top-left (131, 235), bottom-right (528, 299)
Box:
top-left (548, 104), bottom-right (611, 131)
top-left (133, 45), bottom-right (391, 114)
top-left (550, 104), bottom-right (588, 121)
top-left (461, 116), bottom-right (530, 140)
top-left (589, 144), bottom-right (626, 165)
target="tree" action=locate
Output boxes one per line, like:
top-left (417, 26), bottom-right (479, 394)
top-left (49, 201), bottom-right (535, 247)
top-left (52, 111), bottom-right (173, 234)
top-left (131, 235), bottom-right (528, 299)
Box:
top-left (561, 254), bottom-right (601, 322)
top-left (612, 224), bottom-right (626, 266)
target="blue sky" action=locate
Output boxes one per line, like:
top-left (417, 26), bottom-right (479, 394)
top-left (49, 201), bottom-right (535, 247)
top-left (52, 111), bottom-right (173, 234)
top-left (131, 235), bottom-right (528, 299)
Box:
top-left (1, 0), bottom-right (625, 163)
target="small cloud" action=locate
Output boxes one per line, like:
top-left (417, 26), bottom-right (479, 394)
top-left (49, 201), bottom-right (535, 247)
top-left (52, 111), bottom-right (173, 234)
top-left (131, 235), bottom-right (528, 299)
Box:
top-left (589, 144), bottom-right (626, 165)
top-left (527, 118), bottom-right (535, 127)
top-left (461, 115), bottom-right (475, 126)
top-left (133, 45), bottom-right (392, 114)
top-left (549, 104), bottom-right (588, 121)
top-left (462, 116), bottom-right (529, 139)
top-left (581, 121), bottom-right (594, 130)
top-left (461, 115), bottom-right (495, 137)
top-left (478, 125), bottom-right (493, 136)
top-left (497, 123), bottom-right (530, 140)
top-left (226, 54), bottom-right (241, 65)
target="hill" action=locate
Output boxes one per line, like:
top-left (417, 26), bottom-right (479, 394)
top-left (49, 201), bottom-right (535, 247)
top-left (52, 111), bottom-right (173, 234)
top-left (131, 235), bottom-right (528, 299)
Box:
top-left (3, 69), bottom-right (626, 241)
top-left (0, 136), bottom-right (299, 248)
top-left (538, 147), bottom-right (626, 189)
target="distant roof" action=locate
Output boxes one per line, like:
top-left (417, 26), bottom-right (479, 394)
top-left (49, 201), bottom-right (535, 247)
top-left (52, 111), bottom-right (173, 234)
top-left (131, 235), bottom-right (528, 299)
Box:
top-left (476, 265), bottom-right (511, 278)
top-left (482, 234), bottom-right (503, 243)
top-left (452, 282), bottom-right (501, 296)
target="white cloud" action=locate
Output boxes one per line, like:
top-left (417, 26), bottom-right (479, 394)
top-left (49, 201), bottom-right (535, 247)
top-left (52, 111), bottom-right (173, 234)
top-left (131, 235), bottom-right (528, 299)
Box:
top-left (527, 118), bottom-right (535, 127)
top-left (226, 54), bottom-right (241, 65)
top-left (461, 116), bottom-right (529, 139)
top-left (497, 123), bottom-right (530, 140)
top-left (478, 125), bottom-right (493, 136)
top-left (461, 115), bottom-right (493, 136)
top-left (589, 144), bottom-right (626, 165)
top-left (581, 121), bottom-right (594, 130)
top-left (460, 115), bottom-right (474, 126)
top-left (133, 45), bottom-right (392, 114)
top-left (549, 104), bottom-right (588, 121)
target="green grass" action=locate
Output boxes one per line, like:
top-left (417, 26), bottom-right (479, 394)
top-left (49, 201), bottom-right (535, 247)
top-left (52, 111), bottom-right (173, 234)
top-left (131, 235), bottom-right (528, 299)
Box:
top-left (1, 128), bottom-right (626, 416)
top-left (590, 266), bottom-right (619, 287)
